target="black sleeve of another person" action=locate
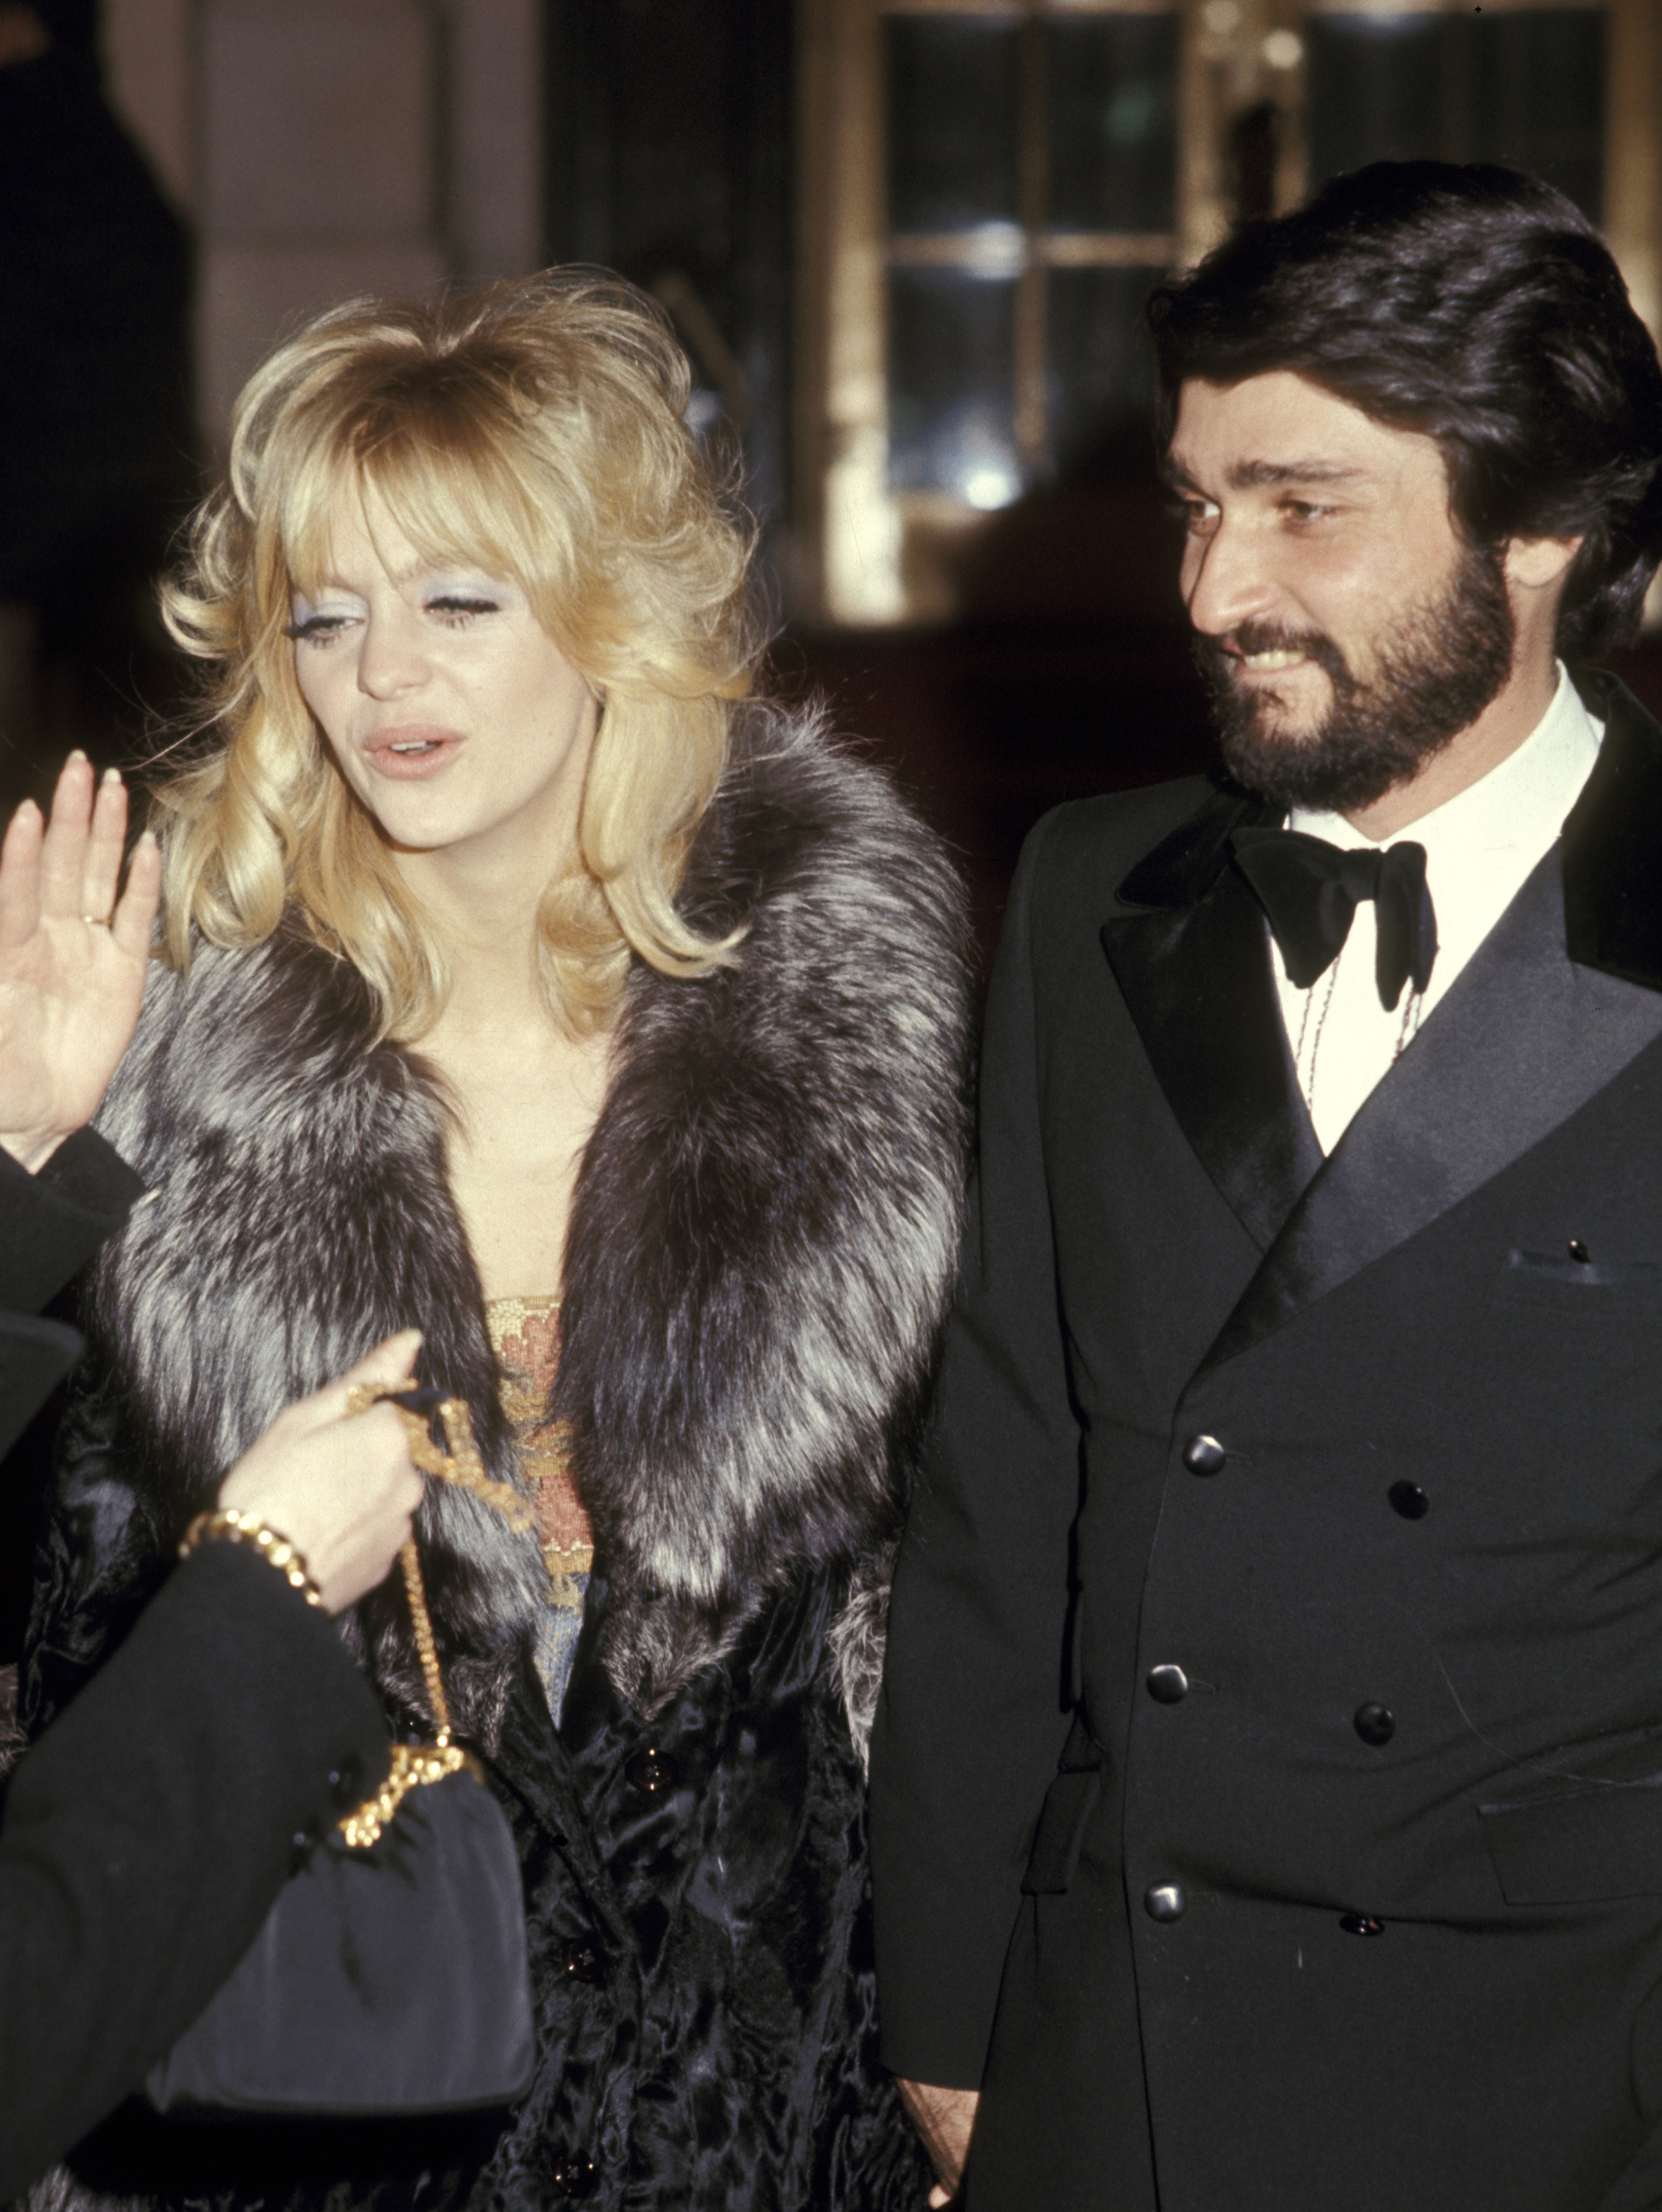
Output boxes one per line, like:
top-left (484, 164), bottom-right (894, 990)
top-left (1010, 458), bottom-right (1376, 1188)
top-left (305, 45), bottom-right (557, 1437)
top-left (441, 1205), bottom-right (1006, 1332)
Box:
top-left (0, 1135), bottom-right (390, 2197)
top-left (869, 815), bottom-right (1081, 2086)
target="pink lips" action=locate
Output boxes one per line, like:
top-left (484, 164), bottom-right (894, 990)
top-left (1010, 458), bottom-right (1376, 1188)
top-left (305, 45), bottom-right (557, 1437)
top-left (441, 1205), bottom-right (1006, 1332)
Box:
top-left (362, 726), bottom-right (463, 779)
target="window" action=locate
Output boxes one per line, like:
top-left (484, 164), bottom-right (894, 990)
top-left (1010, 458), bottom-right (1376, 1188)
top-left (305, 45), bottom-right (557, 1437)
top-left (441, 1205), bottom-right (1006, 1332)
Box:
top-left (885, 7), bottom-right (1178, 513)
top-left (800, 0), bottom-right (1182, 620)
top-left (797, 0), bottom-right (1658, 625)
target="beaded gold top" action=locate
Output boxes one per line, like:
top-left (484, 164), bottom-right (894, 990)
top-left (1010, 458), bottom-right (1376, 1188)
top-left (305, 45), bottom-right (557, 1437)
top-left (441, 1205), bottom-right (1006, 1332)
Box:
top-left (487, 1295), bottom-right (591, 1611)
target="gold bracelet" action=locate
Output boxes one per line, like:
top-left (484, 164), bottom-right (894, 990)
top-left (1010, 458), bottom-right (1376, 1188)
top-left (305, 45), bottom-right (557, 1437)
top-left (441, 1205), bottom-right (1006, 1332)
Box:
top-left (179, 1507), bottom-right (324, 1610)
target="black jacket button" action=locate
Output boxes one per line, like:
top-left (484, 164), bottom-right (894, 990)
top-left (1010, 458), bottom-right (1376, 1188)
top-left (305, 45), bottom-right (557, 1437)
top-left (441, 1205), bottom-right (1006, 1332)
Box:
top-left (1339, 1913), bottom-right (1385, 1936)
top-left (1388, 1481), bottom-right (1429, 1520)
top-left (1144, 1882), bottom-right (1186, 1921)
top-left (552, 2154), bottom-right (598, 2199)
top-left (625, 1747), bottom-right (681, 1794)
top-left (1182, 1433), bottom-right (1226, 1475)
top-left (1146, 1663), bottom-right (1189, 1704)
top-left (1354, 1703), bottom-right (1395, 1746)
top-left (563, 1935), bottom-right (605, 1986)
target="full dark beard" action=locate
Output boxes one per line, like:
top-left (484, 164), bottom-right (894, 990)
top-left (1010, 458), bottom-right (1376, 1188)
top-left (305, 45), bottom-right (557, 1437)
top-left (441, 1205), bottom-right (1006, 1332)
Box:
top-left (1195, 540), bottom-right (1516, 814)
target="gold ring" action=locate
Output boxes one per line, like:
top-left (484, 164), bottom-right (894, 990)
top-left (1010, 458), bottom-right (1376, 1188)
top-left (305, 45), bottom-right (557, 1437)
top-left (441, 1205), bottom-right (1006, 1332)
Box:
top-left (82, 914), bottom-right (112, 927)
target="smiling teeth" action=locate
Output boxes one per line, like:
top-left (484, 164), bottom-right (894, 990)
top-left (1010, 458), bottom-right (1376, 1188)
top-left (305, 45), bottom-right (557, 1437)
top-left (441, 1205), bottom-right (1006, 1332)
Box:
top-left (1243, 650), bottom-right (1306, 670)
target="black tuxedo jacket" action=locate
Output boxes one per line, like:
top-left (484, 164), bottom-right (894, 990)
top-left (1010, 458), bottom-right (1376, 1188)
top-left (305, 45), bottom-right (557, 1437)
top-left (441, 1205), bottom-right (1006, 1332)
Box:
top-left (872, 671), bottom-right (1662, 2211)
top-left (0, 1135), bottom-right (390, 2195)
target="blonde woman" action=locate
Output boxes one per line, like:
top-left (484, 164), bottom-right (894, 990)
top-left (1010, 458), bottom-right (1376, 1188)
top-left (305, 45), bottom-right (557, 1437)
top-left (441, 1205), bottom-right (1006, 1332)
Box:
top-left (21, 276), bottom-right (968, 2211)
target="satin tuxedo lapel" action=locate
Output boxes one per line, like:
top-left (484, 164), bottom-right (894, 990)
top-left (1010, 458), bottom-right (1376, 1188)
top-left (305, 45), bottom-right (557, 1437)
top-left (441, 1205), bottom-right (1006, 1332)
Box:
top-left (1102, 787), bottom-right (1323, 1253)
top-left (1200, 677), bottom-right (1662, 1374)
top-left (1200, 846), bottom-right (1662, 1372)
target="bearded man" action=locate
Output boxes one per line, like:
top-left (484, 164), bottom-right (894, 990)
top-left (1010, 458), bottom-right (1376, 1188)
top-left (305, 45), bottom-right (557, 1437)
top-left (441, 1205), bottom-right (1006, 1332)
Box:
top-left (870, 161), bottom-right (1662, 2212)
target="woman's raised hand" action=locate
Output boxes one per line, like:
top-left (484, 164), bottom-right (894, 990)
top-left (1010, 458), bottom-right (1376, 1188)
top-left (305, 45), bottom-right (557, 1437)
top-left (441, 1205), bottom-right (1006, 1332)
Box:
top-left (0, 755), bottom-right (161, 1173)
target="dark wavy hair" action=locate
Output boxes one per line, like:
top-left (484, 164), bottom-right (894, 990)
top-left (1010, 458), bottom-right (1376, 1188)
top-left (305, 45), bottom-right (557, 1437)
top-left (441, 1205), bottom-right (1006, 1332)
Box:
top-left (1147, 161), bottom-right (1662, 661)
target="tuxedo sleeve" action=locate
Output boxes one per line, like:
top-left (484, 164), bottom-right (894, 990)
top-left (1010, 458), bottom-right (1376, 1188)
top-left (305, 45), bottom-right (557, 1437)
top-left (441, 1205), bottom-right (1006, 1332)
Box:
top-left (869, 813), bottom-right (1081, 2087)
top-left (0, 1540), bottom-right (389, 2195)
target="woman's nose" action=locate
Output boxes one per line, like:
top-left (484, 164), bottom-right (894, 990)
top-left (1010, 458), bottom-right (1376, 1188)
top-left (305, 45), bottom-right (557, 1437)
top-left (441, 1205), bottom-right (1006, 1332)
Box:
top-left (356, 609), bottom-right (428, 698)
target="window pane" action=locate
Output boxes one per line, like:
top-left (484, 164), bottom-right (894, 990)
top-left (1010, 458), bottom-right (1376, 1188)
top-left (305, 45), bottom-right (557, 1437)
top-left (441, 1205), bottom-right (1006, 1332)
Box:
top-left (1470, 11), bottom-right (1604, 223)
top-left (888, 268), bottom-right (1018, 503)
top-left (1306, 15), bottom-right (1441, 192)
top-left (886, 15), bottom-right (1020, 234)
top-left (1046, 14), bottom-right (1179, 234)
top-left (1046, 266), bottom-right (1161, 473)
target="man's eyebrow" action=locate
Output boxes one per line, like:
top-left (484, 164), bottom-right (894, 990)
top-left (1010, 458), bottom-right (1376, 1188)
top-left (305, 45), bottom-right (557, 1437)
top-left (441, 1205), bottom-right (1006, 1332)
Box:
top-left (1227, 458), bottom-right (1370, 490)
top-left (1164, 453), bottom-right (1371, 493)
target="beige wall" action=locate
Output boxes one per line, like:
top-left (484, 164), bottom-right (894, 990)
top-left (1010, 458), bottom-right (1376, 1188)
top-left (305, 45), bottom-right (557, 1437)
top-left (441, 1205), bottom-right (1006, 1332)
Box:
top-left (100, 0), bottom-right (543, 448)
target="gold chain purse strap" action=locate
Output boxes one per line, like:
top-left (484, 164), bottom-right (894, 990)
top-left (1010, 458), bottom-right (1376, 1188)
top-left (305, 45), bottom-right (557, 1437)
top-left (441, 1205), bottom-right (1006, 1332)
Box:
top-left (338, 1385), bottom-right (534, 1847)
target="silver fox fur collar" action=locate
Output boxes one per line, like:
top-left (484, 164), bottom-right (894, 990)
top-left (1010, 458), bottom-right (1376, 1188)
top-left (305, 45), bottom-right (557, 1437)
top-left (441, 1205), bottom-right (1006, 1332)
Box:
top-left (83, 703), bottom-right (971, 1739)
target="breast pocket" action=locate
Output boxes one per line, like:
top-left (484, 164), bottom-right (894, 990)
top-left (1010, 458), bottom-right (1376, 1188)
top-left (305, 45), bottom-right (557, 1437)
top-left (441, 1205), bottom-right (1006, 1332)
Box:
top-left (1496, 1250), bottom-right (1662, 1332)
top-left (1507, 1248), bottom-right (1662, 1288)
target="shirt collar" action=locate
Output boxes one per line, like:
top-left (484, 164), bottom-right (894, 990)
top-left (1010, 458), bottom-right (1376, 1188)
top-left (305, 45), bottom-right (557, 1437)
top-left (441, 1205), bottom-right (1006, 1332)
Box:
top-left (1289, 662), bottom-right (1604, 858)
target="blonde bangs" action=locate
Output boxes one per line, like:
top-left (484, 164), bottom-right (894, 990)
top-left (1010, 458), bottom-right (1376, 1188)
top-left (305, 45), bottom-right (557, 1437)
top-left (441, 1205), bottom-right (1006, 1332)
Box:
top-left (152, 274), bottom-right (762, 1040)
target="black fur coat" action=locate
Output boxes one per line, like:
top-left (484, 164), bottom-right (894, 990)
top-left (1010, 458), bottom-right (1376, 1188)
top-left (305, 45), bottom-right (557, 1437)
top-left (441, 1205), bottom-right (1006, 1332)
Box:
top-left (17, 705), bottom-right (970, 2212)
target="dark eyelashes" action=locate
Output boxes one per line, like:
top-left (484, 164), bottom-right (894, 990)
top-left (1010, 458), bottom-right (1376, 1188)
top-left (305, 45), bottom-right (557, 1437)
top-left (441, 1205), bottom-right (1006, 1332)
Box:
top-left (282, 595), bottom-right (501, 641)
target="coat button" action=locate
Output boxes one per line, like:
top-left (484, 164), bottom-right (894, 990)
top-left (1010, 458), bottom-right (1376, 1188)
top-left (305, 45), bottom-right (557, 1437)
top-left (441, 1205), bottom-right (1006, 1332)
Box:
top-left (552, 2154), bottom-right (598, 2199)
top-left (1353, 1703), bottom-right (1395, 1746)
top-left (1182, 1433), bottom-right (1226, 1475)
top-left (1388, 1481), bottom-right (1429, 1520)
top-left (1144, 1882), bottom-right (1186, 1921)
top-left (563, 1935), bottom-right (605, 1986)
top-left (1339, 1913), bottom-right (1385, 1936)
top-left (1146, 1663), bottom-right (1189, 1704)
top-left (625, 1746), bottom-right (681, 1794)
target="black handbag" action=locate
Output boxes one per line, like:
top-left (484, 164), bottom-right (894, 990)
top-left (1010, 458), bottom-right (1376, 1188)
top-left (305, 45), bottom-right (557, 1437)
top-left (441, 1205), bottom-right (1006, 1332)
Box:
top-left (144, 1391), bottom-right (537, 2118)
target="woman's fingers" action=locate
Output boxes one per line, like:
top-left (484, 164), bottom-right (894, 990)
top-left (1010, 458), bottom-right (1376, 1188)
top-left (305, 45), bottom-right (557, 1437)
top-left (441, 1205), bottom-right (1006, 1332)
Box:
top-left (1, 761), bottom-right (156, 959)
top-left (299, 1329), bottom-right (425, 1432)
top-left (35, 753), bottom-right (97, 919)
top-left (111, 830), bottom-right (161, 961)
top-left (216, 1336), bottom-right (428, 1612)
top-left (80, 768), bottom-right (131, 927)
top-left (340, 1328), bottom-right (425, 1393)
top-left (0, 798), bottom-right (44, 951)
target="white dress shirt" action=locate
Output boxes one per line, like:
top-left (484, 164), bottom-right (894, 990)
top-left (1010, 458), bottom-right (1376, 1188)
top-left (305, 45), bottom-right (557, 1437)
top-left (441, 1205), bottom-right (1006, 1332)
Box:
top-left (1272, 664), bottom-right (1604, 1153)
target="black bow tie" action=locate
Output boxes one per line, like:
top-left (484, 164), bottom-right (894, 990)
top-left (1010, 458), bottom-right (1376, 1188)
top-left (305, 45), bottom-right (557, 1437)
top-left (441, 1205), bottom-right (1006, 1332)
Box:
top-left (1230, 826), bottom-right (1438, 1010)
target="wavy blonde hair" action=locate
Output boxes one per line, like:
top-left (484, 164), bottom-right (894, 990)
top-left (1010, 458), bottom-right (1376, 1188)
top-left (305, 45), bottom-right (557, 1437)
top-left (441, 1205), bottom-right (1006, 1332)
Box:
top-left (155, 271), bottom-right (759, 1035)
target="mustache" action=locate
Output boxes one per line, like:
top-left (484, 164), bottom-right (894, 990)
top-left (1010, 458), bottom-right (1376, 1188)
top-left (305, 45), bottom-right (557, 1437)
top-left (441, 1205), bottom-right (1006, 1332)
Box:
top-left (1192, 619), bottom-right (1352, 692)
